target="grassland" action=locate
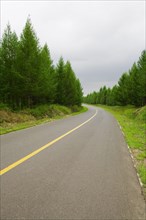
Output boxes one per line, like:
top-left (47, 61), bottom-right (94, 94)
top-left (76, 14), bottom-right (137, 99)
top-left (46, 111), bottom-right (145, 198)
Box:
top-left (0, 104), bottom-right (88, 135)
top-left (96, 104), bottom-right (146, 195)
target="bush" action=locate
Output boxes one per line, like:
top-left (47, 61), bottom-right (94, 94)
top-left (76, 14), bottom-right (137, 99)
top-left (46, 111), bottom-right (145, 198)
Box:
top-left (135, 106), bottom-right (146, 122)
top-left (29, 104), bottom-right (72, 118)
top-left (30, 105), bottom-right (51, 118)
top-left (70, 105), bottom-right (81, 112)
top-left (0, 110), bottom-right (34, 123)
top-left (53, 105), bottom-right (71, 115)
top-left (0, 103), bottom-right (10, 111)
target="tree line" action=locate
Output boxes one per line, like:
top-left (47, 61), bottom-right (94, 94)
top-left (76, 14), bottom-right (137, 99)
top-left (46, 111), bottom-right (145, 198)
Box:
top-left (84, 50), bottom-right (146, 107)
top-left (0, 18), bottom-right (83, 109)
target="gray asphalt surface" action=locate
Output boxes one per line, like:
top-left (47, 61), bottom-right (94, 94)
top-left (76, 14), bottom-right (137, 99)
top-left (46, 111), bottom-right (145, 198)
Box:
top-left (0, 105), bottom-right (145, 219)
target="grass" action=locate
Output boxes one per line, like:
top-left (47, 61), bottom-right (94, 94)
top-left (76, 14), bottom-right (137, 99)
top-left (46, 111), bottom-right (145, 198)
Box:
top-left (138, 165), bottom-right (146, 185)
top-left (95, 104), bottom-right (146, 194)
top-left (0, 104), bottom-right (88, 135)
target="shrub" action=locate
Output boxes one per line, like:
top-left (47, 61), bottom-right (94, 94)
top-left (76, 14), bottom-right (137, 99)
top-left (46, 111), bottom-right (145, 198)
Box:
top-left (70, 105), bottom-right (81, 112)
top-left (0, 103), bottom-right (10, 111)
top-left (135, 106), bottom-right (146, 122)
top-left (29, 104), bottom-right (72, 118)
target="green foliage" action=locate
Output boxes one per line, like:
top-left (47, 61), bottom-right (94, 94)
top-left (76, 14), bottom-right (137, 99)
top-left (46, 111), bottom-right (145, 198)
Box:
top-left (0, 103), bottom-right (10, 111)
top-left (0, 104), bottom-right (87, 134)
top-left (53, 105), bottom-right (72, 115)
top-left (55, 59), bottom-right (83, 106)
top-left (63, 61), bottom-right (77, 106)
top-left (0, 19), bottom-right (83, 110)
top-left (29, 105), bottom-right (51, 118)
top-left (75, 79), bottom-right (83, 106)
top-left (55, 57), bottom-right (65, 105)
top-left (95, 105), bottom-right (145, 150)
top-left (38, 44), bottom-right (56, 104)
top-left (136, 152), bottom-right (146, 160)
top-left (95, 104), bottom-right (146, 186)
top-left (18, 18), bottom-right (42, 107)
top-left (84, 50), bottom-right (146, 107)
top-left (134, 106), bottom-right (146, 121)
top-left (138, 165), bottom-right (146, 185)
top-left (70, 105), bottom-right (81, 112)
top-left (0, 24), bottom-right (20, 108)
top-left (30, 104), bottom-right (72, 118)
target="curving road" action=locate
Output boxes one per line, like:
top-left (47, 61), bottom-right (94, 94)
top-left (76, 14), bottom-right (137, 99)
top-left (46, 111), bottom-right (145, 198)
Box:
top-left (0, 105), bottom-right (145, 219)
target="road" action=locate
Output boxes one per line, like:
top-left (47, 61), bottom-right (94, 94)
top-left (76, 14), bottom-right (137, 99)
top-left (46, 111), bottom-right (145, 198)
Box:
top-left (0, 105), bottom-right (145, 219)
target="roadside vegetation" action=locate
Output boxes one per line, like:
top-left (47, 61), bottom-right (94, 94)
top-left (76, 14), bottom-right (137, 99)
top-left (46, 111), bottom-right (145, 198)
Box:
top-left (84, 50), bottom-right (146, 107)
top-left (0, 18), bottom-right (83, 110)
top-left (0, 18), bottom-right (85, 134)
top-left (95, 105), bottom-right (146, 189)
top-left (0, 104), bottom-right (87, 135)
top-left (84, 50), bottom-right (146, 194)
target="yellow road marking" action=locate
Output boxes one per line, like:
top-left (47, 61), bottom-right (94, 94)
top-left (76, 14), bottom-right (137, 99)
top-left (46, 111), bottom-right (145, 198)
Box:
top-left (0, 110), bottom-right (97, 176)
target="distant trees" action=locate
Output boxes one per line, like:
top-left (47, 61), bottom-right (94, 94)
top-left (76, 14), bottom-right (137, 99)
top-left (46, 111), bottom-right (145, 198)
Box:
top-left (84, 50), bottom-right (146, 107)
top-left (55, 58), bottom-right (83, 106)
top-left (0, 18), bottom-right (83, 109)
top-left (137, 50), bottom-right (146, 106)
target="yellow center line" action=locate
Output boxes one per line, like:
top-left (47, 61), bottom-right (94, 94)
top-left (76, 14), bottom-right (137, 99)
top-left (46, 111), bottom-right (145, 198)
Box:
top-left (0, 110), bottom-right (97, 176)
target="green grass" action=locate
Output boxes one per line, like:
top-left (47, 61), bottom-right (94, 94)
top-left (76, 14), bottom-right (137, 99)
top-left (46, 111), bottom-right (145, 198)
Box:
top-left (137, 151), bottom-right (146, 161)
top-left (71, 105), bottom-right (88, 115)
top-left (0, 105), bottom-right (88, 135)
top-left (138, 165), bottom-right (146, 185)
top-left (94, 104), bottom-right (146, 191)
top-left (96, 105), bottom-right (145, 150)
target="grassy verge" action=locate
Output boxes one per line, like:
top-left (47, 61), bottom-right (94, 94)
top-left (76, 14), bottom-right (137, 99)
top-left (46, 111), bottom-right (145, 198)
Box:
top-left (0, 104), bottom-right (88, 135)
top-left (95, 104), bottom-right (146, 195)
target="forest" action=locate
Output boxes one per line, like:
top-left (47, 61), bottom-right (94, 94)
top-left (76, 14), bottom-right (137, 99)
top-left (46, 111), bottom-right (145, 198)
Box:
top-left (0, 18), bottom-right (83, 110)
top-left (84, 50), bottom-right (146, 107)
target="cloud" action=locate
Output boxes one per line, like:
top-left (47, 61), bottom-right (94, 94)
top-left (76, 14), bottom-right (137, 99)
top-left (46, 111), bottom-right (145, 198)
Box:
top-left (1, 1), bottom-right (145, 94)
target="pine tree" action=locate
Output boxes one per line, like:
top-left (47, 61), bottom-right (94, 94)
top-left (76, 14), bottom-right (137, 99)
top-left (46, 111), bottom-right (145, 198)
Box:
top-left (0, 24), bottom-right (20, 108)
top-left (109, 85), bottom-right (119, 106)
top-left (39, 44), bottom-right (56, 104)
top-left (75, 79), bottom-right (83, 106)
top-left (55, 57), bottom-right (65, 105)
top-left (129, 63), bottom-right (140, 106)
top-left (0, 19), bottom-right (84, 109)
top-left (117, 73), bottom-right (130, 105)
top-left (106, 88), bottom-right (111, 105)
top-left (63, 61), bottom-right (78, 106)
top-left (137, 50), bottom-right (146, 106)
top-left (18, 18), bottom-right (41, 107)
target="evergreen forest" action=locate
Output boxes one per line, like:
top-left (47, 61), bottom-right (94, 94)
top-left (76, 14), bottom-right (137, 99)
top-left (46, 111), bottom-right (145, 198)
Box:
top-left (84, 50), bottom-right (146, 107)
top-left (0, 18), bottom-right (83, 109)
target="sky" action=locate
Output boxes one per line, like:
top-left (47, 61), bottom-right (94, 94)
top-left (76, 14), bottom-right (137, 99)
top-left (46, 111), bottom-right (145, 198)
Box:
top-left (1, 0), bottom-right (145, 95)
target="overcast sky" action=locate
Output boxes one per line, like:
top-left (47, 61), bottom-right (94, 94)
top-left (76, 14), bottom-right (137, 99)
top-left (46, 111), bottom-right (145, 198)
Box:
top-left (1, 0), bottom-right (145, 95)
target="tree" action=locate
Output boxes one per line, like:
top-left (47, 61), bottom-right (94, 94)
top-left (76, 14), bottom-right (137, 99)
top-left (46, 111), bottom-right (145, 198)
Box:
top-left (39, 44), bottom-right (56, 104)
top-left (0, 24), bottom-right (20, 108)
top-left (100, 86), bottom-right (107, 104)
top-left (63, 61), bottom-right (77, 106)
top-left (75, 79), bottom-right (83, 106)
top-left (55, 57), bottom-right (66, 105)
top-left (0, 19), bottom-right (83, 109)
top-left (137, 50), bottom-right (146, 106)
top-left (109, 85), bottom-right (120, 106)
top-left (18, 17), bottom-right (41, 107)
top-left (83, 91), bottom-right (98, 104)
top-left (128, 62), bottom-right (140, 106)
top-left (117, 73), bottom-right (130, 105)
top-left (84, 50), bottom-right (146, 107)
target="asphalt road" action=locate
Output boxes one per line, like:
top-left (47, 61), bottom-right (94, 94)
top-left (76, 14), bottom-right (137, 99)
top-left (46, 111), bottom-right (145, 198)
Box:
top-left (0, 105), bottom-right (145, 219)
